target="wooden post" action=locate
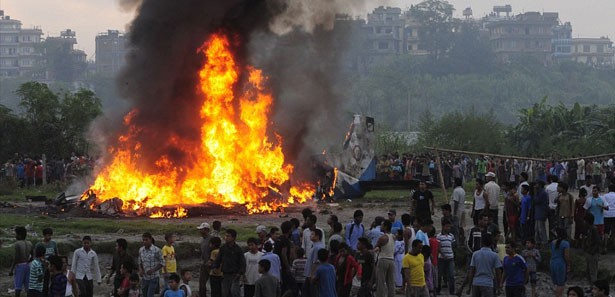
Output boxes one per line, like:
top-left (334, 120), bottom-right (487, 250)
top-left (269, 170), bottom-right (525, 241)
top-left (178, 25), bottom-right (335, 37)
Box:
top-left (434, 149), bottom-right (448, 199)
top-left (42, 154), bottom-right (47, 185)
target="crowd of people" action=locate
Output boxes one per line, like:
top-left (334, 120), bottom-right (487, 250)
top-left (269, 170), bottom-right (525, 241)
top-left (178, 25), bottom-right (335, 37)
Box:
top-left (376, 153), bottom-right (614, 191)
top-left (2, 153), bottom-right (95, 187)
top-left (8, 169), bottom-right (615, 297)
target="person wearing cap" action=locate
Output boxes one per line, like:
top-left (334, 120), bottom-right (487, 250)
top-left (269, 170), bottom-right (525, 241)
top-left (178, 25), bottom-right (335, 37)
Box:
top-left (255, 225), bottom-right (268, 251)
top-left (387, 210), bottom-right (403, 235)
top-left (197, 222), bottom-right (212, 297)
top-left (484, 172), bottom-right (501, 227)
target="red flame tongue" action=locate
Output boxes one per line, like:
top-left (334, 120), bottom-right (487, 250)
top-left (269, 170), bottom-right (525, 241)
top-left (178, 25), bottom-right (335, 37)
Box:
top-left (82, 32), bottom-right (311, 216)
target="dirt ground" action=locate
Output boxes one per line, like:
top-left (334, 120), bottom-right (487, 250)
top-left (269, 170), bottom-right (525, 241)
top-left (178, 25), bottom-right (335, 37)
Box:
top-left (1, 198), bottom-right (613, 296)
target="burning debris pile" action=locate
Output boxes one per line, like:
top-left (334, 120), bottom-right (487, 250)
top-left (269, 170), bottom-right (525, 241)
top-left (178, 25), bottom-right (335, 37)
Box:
top-left (79, 0), bottom-right (357, 217)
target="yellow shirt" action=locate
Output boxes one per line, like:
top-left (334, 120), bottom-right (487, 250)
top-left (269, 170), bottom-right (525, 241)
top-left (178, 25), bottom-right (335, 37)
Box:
top-left (402, 253), bottom-right (425, 287)
top-left (162, 244), bottom-right (177, 273)
top-left (209, 249), bottom-right (222, 277)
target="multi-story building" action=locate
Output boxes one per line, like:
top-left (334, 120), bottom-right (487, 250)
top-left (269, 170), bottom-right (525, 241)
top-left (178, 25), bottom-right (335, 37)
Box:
top-left (484, 10), bottom-right (559, 63)
top-left (362, 7), bottom-right (405, 56)
top-left (571, 37), bottom-right (614, 68)
top-left (43, 29), bottom-right (87, 81)
top-left (95, 30), bottom-right (127, 76)
top-left (552, 22), bottom-right (573, 62)
top-left (0, 12), bottom-right (43, 77)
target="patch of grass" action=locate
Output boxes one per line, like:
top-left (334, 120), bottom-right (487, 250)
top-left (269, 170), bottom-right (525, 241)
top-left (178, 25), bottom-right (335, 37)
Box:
top-left (0, 182), bottom-right (64, 202)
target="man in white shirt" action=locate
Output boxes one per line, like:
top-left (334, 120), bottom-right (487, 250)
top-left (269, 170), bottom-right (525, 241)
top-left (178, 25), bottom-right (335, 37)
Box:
top-left (451, 178), bottom-right (466, 228)
top-left (484, 172), bottom-right (501, 226)
top-left (71, 236), bottom-right (102, 297)
top-left (545, 175), bottom-right (559, 240)
top-left (301, 214), bottom-right (325, 259)
top-left (577, 158), bottom-right (586, 189)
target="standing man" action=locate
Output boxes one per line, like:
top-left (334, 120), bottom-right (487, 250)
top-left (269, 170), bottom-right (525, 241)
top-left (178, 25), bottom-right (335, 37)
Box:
top-left (412, 180), bottom-right (435, 223)
top-left (107, 238), bottom-right (135, 297)
top-left (451, 178), bottom-right (466, 229)
top-left (212, 229), bottom-right (246, 297)
top-left (577, 158), bottom-right (586, 189)
top-left (556, 182), bottom-right (574, 239)
top-left (138, 232), bottom-right (164, 297)
top-left (197, 222), bottom-right (212, 297)
top-left (545, 175), bottom-right (560, 240)
top-left (345, 210), bottom-right (365, 252)
top-left (374, 220), bottom-right (396, 297)
top-left (533, 181), bottom-right (549, 247)
top-left (468, 235), bottom-right (502, 297)
top-left (484, 172), bottom-right (501, 227)
top-left (387, 209), bottom-right (404, 235)
top-left (402, 240), bottom-right (428, 297)
top-left (500, 242), bottom-right (527, 297)
top-left (302, 215), bottom-right (325, 259)
top-left (71, 236), bottom-right (102, 297)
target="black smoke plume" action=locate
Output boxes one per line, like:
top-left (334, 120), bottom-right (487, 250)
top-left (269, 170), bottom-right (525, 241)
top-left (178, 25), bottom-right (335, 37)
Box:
top-left (107, 0), bottom-right (363, 180)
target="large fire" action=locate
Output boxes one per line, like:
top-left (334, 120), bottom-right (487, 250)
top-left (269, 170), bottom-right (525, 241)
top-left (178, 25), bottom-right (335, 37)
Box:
top-left (82, 33), bottom-right (312, 217)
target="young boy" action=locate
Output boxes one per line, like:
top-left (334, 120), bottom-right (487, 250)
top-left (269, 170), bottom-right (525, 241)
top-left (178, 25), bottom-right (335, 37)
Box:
top-left (291, 248), bottom-right (306, 290)
top-left (178, 269), bottom-right (194, 297)
top-left (355, 238), bottom-right (374, 297)
top-left (211, 221), bottom-right (222, 238)
top-left (244, 238), bottom-right (264, 297)
top-left (313, 249), bottom-right (336, 297)
top-left (501, 242), bottom-right (527, 297)
top-left (11, 226), bottom-right (32, 297)
top-left (436, 219), bottom-right (456, 295)
top-left (254, 260), bottom-right (280, 297)
top-left (162, 233), bottom-right (177, 293)
top-left (61, 256), bottom-right (80, 297)
top-left (207, 237), bottom-right (222, 297)
top-left (48, 255), bottom-right (67, 297)
top-left (128, 273), bottom-right (142, 297)
top-left (36, 228), bottom-right (59, 259)
top-left (28, 245), bottom-right (46, 297)
top-left (521, 239), bottom-right (541, 297)
top-left (117, 262), bottom-right (134, 297)
top-left (163, 274), bottom-right (184, 297)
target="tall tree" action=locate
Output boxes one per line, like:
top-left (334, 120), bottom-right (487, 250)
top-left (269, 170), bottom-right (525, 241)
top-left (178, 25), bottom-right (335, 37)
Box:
top-left (409, 0), bottom-right (455, 62)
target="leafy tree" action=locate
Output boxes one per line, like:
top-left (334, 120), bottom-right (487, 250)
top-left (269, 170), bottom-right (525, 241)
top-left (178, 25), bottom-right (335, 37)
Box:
top-left (417, 110), bottom-right (506, 153)
top-left (60, 89), bottom-right (103, 153)
top-left (409, 0), bottom-right (455, 62)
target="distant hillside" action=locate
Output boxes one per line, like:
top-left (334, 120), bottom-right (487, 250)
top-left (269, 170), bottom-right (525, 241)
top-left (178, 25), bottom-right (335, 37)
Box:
top-left (345, 55), bottom-right (615, 130)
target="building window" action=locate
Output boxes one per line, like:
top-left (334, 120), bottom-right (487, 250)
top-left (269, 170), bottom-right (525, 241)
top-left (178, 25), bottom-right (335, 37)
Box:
top-left (597, 45), bottom-right (604, 53)
top-left (525, 28), bottom-right (530, 35)
top-left (385, 28), bottom-right (392, 34)
top-left (378, 42), bottom-right (389, 49)
top-left (583, 45), bottom-right (590, 52)
top-left (407, 28), bottom-right (413, 36)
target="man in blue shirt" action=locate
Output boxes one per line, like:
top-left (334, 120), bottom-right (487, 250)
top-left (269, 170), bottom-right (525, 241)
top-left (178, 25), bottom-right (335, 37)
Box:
top-left (468, 234), bottom-right (502, 297)
top-left (501, 242), bottom-right (527, 297)
top-left (313, 249), bottom-right (336, 297)
top-left (387, 210), bottom-right (404, 235)
top-left (415, 219), bottom-right (433, 246)
top-left (345, 210), bottom-right (365, 251)
top-left (303, 229), bottom-right (325, 297)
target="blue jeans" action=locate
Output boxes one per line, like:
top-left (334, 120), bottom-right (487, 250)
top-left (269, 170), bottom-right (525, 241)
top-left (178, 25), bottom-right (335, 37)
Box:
top-left (141, 277), bottom-right (159, 297)
top-left (437, 258), bottom-right (455, 294)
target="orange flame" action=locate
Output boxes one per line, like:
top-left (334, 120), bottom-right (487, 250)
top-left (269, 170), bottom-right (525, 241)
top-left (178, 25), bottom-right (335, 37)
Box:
top-left (82, 33), bottom-right (312, 216)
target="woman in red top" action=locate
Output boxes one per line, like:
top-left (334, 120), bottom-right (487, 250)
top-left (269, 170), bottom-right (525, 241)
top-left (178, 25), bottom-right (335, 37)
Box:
top-left (334, 243), bottom-right (362, 297)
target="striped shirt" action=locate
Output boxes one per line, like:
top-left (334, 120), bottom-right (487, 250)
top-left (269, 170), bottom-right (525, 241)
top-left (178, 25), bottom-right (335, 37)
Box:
top-left (29, 258), bottom-right (45, 292)
top-left (436, 233), bottom-right (455, 259)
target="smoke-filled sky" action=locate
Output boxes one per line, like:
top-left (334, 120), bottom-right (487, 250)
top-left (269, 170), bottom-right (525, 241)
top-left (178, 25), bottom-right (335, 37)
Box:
top-left (3, 0), bottom-right (615, 59)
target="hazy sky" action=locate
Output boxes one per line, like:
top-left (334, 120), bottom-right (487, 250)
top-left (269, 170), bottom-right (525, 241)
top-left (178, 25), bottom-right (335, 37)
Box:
top-left (2, 0), bottom-right (614, 59)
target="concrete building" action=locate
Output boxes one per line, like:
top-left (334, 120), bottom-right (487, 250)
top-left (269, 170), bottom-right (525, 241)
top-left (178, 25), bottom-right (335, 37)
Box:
top-left (552, 22), bottom-right (573, 62)
top-left (571, 37), bottom-right (614, 68)
top-left (43, 29), bottom-right (87, 81)
top-left (0, 11), bottom-right (43, 77)
top-left (362, 7), bottom-right (405, 56)
top-left (95, 30), bottom-right (127, 76)
top-left (484, 9), bottom-right (559, 63)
